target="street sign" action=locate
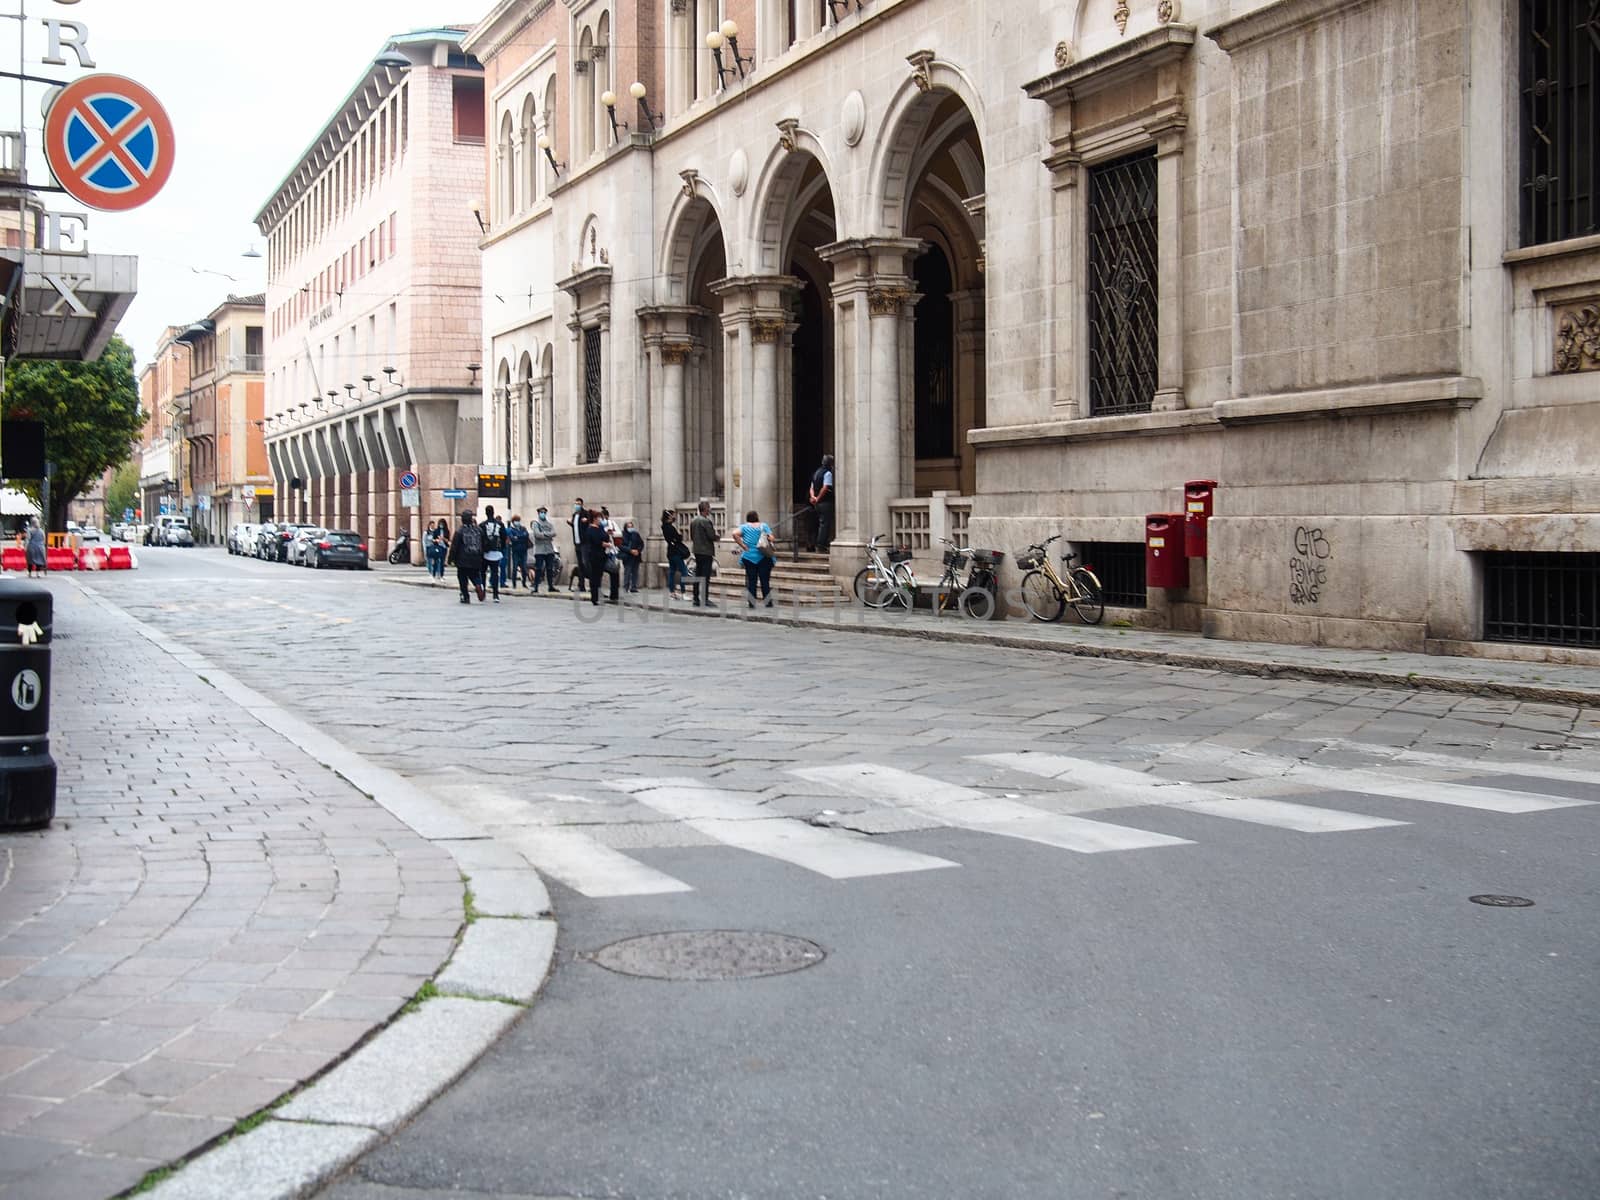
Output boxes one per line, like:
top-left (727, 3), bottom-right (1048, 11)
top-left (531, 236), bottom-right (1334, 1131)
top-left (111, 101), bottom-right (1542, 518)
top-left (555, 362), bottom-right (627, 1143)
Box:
top-left (122, 507), bottom-right (133, 522)
top-left (400, 488), bottom-right (420, 508)
top-left (197, 495), bottom-right (210, 511)
top-left (441, 488), bottom-right (468, 500)
top-left (43, 74), bottom-right (176, 212)
top-left (399, 471), bottom-right (418, 490)
top-left (241, 486), bottom-right (256, 502)
top-left (477, 471), bottom-right (509, 499)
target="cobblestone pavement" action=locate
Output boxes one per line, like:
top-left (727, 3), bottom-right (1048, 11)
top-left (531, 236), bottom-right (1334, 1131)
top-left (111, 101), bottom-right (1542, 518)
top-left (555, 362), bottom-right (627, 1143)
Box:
top-left (0, 581), bottom-right (463, 1200)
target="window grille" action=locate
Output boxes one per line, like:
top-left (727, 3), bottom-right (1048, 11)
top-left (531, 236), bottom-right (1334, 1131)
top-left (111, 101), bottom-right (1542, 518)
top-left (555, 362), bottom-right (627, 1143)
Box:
top-left (1086, 151), bottom-right (1159, 416)
top-left (583, 327), bottom-right (603, 464)
top-left (1483, 552), bottom-right (1600, 647)
top-left (1520, 0), bottom-right (1600, 245)
top-left (1079, 542), bottom-right (1147, 609)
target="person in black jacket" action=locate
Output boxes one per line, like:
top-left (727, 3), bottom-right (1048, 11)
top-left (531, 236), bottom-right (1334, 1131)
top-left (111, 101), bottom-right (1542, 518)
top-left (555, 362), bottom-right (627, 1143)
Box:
top-left (662, 510), bottom-right (689, 600)
top-left (447, 511), bottom-right (486, 603)
top-left (577, 509), bottom-right (618, 605)
top-left (620, 520), bottom-right (646, 593)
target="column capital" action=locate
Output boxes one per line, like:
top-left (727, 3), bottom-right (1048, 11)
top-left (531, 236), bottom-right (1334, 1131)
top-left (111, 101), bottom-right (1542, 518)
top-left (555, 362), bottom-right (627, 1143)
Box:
top-left (817, 237), bottom-right (926, 277)
top-left (661, 341), bottom-right (695, 365)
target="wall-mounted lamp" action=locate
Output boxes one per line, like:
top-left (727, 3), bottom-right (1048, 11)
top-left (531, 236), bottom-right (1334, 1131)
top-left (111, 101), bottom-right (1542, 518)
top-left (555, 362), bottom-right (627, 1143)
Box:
top-left (467, 363), bottom-right (482, 387)
top-left (706, 30), bottom-right (732, 85)
top-left (298, 402), bottom-right (310, 419)
top-left (537, 132), bottom-right (565, 177)
top-left (721, 20), bottom-right (753, 77)
top-left (630, 81), bottom-right (662, 130)
top-left (363, 374), bottom-right (379, 395)
top-left (826, 0), bottom-right (861, 20)
top-left (382, 366), bottom-right (399, 388)
top-left (600, 90), bottom-right (626, 144)
top-left (469, 199), bottom-right (488, 235)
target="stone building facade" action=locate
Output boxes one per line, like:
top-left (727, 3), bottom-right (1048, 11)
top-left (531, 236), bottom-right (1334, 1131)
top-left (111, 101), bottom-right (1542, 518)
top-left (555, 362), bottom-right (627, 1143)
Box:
top-left (463, 0), bottom-right (1600, 658)
top-left (255, 28), bottom-right (485, 559)
top-left (136, 328), bottom-right (188, 525)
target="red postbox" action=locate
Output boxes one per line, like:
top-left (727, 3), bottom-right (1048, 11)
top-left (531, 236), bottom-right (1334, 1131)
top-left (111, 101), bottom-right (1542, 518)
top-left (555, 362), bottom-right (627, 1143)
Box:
top-left (1184, 479), bottom-right (1217, 558)
top-left (1146, 514), bottom-right (1189, 589)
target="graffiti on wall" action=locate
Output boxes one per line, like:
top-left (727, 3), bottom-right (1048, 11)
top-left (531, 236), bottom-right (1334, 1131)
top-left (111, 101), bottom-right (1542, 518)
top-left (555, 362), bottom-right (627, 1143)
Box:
top-left (1289, 525), bottom-right (1331, 606)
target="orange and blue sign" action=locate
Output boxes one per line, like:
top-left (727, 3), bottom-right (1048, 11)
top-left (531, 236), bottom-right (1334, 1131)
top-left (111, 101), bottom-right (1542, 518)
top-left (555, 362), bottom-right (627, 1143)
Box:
top-left (43, 73), bottom-right (175, 212)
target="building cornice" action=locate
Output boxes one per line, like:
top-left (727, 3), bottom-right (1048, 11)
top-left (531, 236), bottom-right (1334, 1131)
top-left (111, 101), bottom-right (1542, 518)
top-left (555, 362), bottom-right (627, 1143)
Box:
top-left (464, 0), bottom-right (557, 62)
top-left (1024, 24), bottom-right (1196, 105)
top-left (1206, 0), bottom-right (1372, 53)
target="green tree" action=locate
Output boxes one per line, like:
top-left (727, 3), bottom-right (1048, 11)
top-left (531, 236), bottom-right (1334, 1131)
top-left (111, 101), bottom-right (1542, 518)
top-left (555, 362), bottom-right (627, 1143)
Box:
top-left (2, 335), bottom-right (144, 531)
top-left (105, 459), bottom-right (140, 521)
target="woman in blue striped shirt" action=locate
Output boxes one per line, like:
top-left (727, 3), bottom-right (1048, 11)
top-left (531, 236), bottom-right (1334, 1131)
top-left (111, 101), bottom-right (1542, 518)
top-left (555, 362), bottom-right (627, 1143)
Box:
top-left (731, 509), bottom-right (775, 608)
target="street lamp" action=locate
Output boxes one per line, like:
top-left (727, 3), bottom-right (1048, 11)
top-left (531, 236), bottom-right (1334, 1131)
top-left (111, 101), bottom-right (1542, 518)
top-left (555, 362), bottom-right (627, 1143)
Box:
top-left (537, 132), bottom-right (565, 177)
top-left (600, 90), bottom-right (625, 144)
top-left (630, 81), bottom-right (662, 130)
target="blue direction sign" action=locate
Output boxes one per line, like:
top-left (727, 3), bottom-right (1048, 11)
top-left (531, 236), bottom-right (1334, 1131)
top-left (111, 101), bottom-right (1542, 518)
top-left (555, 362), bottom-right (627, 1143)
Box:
top-left (441, 488), bottom-right (468, 500)
top-left (399, 471), bottom-right (418, 490)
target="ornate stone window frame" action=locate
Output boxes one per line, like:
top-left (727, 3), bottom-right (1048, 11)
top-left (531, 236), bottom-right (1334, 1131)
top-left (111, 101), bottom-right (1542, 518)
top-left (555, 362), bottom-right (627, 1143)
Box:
top-left (558, 263), bottom-right (613, 464)
top-left (1025, 24), bottom-right (1195, 423)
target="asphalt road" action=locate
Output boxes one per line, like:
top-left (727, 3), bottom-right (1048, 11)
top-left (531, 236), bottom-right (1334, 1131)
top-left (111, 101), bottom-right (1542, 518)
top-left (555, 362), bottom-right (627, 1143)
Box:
top-left (89, 548), bottom-right (1600, 1200)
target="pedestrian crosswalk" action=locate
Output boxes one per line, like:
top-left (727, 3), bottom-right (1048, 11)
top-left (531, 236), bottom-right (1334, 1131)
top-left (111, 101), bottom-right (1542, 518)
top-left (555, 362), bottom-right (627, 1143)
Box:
top-left (426, 745), bottom-right (1599, 901)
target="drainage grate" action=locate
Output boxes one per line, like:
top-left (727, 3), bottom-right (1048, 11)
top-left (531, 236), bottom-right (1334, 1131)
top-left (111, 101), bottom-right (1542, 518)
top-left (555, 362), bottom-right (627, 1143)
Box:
top-left (1469, 894), bottom-right (1535, 907)
top-left (586, 930), bottom-right (826, 981)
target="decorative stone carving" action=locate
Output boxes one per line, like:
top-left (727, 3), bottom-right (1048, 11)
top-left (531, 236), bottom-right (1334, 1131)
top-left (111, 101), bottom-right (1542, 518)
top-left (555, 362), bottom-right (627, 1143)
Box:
top-left (1157, 0), bottom-right (1179, 23)
top-left (867, 286), bottom-right (911, 316)
top-left (590, 45), bottom-right (607, 62)
top-left (1114, 0), bottom-right (1130, 35)
top-left (730, 148), bottom-right (749, 196)
top-left (680, 167), bottom-right (699, 199)
top-left (1554, 302), bottom-right (1600, 374)
top-left (907, 49), bottom-right (935, 92)
top-left (1054, 41), bottom-right (1073, 68)
top-left (842, 90), bottom-right (865, 147)
top-left (670, 0), bottom-right (688, 11)
top-left (752, 318), bottom-right (787, 343)
top-left (776, 117), bottom-right (800, 153)
top-left (661, 342), bottom-right (693, 365)
top-left (574, 59), bottom-right (589, 75)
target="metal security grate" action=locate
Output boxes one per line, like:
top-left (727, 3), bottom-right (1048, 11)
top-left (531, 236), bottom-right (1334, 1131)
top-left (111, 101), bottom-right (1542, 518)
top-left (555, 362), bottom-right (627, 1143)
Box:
top-left (1087, 151), bottom-right (1159, 416)
top-left (583, 327), bottom-right (603, 464)
top-left (1484, 552), bottom-right (1600, 647)
top-left (1079, 542), bottom-right (1147, 609)
top-left (1521, 0), bottom-right (1600, 245)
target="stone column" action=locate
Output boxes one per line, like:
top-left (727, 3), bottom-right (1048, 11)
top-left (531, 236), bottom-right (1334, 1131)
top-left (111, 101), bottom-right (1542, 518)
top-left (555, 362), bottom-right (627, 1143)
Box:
top-left (710, 277), bottom-right (799, 526)
top-left (952, 289), bottom-right (986, 496)
top-left (660, 341), bottom-right (692, 509)
top-left (1045, 151), bottom-right (1082, 418)
top-left (750, 317), bottom-right (787, 523)
top-left (1153, 125), bottom-right (1186, 411)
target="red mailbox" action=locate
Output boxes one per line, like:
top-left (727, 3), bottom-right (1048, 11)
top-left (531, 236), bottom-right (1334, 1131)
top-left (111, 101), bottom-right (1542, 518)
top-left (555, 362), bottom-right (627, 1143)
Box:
top-left (1184, 479), bottom-right (1218, 558)
top-left (1145, 513), bottom-right (1189, 589)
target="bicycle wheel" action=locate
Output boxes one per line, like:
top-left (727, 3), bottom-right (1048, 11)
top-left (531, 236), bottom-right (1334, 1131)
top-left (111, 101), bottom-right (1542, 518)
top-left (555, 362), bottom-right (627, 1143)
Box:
top-left (1069, 568), bottom-right (1106, 625)
top-left (1021, 570), bottom-right (1066, 622)
top-left (883, 562), bottom-right (915, 610)
top-left (853, 566), bottom-right (894, 609)
top-left (958, 586), bottom-right (996, 621)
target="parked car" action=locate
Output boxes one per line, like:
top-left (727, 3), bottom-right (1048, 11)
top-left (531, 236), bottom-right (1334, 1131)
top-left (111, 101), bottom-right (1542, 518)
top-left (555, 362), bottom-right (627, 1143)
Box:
top-left (162, 524), bottom-right (195, 547)
top-left (288, 527), bottom-right (326, 566)
top-left (228, 523), bottom-right (259, 555)
top-left (255, 523), bottom-right (281, 559)
top-left (76, 526), bottom-right (106, 545)
top-left (308, 530), bottom-right (369, 570)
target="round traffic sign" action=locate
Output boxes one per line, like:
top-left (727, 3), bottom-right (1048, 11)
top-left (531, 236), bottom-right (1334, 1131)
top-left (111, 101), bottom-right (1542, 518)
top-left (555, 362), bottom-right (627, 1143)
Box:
top-left (43, 73), bottom-right (175, 212)
top-left (399, 471), bottom-right (418, 490)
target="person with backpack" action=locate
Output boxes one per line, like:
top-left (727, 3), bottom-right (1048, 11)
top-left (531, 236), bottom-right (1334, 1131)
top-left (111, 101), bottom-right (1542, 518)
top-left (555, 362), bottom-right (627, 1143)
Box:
top-left (480, 505), bottom-right (507, 602)
top-left (731, 509), bottom-right (777, 608)
top-left (447, 511), bottom-right (486, 603)
top-left (506, 514), bottom-right (531, 588)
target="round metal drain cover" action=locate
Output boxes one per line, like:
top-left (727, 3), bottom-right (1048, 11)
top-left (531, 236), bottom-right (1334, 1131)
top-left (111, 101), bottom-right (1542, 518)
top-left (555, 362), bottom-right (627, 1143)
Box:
top-left (1469, 894), bottom-right (1535, 908)
top-left (588, 930), bottom-right (826, 981)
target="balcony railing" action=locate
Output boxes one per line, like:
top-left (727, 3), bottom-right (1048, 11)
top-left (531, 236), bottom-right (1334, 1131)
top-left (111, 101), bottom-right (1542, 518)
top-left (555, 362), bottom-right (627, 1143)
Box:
top-left (225, 354), bottom-right (265, 373)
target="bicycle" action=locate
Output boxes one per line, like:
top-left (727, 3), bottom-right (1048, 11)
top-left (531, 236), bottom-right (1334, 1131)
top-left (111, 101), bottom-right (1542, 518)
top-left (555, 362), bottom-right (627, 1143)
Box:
top-left (853, 534), bottom-right (916, 610)
top-left (1016, 535), bottom-right (1106, 624)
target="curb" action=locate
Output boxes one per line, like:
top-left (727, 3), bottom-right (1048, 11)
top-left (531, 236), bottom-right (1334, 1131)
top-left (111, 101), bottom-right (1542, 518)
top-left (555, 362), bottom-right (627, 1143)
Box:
top-left (74, 584), bottom-right (558, 1200)
top-left (379, 574), bottom-right (1600, 709)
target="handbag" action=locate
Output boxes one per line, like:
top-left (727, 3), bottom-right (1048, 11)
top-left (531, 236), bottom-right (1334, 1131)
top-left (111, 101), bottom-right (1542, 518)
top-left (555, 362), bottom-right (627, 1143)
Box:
top-left (757, 530), bottom-right (777, 557)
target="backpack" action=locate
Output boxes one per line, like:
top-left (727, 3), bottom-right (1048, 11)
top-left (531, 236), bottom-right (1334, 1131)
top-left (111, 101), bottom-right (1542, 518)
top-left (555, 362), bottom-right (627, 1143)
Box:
top-left (459, 524), bottom-right (483, 557)
top-left (482, 520), bottom-right (504, 552)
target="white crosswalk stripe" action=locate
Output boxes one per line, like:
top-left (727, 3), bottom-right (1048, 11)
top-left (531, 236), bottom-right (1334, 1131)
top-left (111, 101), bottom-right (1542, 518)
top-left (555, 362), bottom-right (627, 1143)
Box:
top-left (790, 763), bottom-right (1193, 854)
top-left (1163, 745), bottom-right (1597, 814)
top-left (501, 826), bottom-right (695, 899)
top-left (610, 778), bottom-right (959, 879)
top-left (1308, 740), bottom-right (1600, 790)
top-left (974, 752), bottom-right (1406, 834)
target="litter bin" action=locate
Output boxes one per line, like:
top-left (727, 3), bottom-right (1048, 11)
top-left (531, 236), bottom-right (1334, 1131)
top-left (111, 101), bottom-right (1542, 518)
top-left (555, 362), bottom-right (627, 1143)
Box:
top-left (1145, 513), bottom-right (1189, 590)
top-left (0, 580), bottom-right (56, 831)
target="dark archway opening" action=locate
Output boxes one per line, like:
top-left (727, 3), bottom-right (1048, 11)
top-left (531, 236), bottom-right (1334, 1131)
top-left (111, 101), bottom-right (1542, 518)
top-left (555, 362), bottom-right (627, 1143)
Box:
top-left (913, 245), bottom-right (955, 461)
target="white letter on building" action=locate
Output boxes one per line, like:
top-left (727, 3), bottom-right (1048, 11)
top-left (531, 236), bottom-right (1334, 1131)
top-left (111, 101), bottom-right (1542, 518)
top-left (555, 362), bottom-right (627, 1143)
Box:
top-left (42, 20), bottom-right (96, 69)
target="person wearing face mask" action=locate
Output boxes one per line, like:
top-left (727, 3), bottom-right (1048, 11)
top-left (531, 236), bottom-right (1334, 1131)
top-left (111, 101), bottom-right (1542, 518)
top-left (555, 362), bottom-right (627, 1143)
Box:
top-left (620, 519), bottom-right (646, 593)
top-left (569, 498), bottom-right (586, 591)
top-left (505, 514), bottom-right (531, 588)
top-left (530, 505), bottom-right (558, 593)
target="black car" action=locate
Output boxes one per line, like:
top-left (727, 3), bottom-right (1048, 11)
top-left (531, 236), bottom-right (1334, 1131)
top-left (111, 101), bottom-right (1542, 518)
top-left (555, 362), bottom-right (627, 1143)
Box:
top-left (308, 530), bottom-right (369, 570)
top-left (264, 522), bottom-right (306, 562)
top-left (254, 523), bottom-right (281, 560)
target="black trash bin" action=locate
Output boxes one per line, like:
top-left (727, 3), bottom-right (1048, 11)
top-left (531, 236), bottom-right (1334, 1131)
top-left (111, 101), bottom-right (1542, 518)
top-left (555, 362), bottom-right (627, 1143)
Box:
top-left (0, 579), bottom-right (55, 831)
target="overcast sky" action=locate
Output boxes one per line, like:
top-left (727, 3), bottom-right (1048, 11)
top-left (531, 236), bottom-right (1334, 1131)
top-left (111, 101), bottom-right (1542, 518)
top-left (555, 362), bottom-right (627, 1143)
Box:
top-left (18, 1), bottom-right (474, 370)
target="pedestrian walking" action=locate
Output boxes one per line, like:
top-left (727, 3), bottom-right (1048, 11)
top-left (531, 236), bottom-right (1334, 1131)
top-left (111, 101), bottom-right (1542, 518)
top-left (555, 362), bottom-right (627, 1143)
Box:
top-left (447, 511), bottom-right (486, 603)
top-left (620, 520), bottom-right (645, 593)
top-left (530, 505), bottom-right (558, 592)
top-left (808, 453), bottom-right (835, 552)
top-left (569, 497), bottom-right (586, 591)
top-left (506, 515), bottom-right (531, 588)
top-left (426, 519), bottom-right (448, 580)
top-left (480, 505), bottom-right (506, 602)
top-left (662, 510), bottom-right (690, 600)
top-left (689, 500), bottom-right (718, 607)
top-left (732, 509), bottom-right (776, 607)
top-left (24, 517), bottom-right (45, 578)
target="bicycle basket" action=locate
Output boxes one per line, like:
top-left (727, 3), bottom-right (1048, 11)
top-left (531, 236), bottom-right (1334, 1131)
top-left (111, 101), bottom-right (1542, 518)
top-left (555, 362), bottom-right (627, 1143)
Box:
top-left (887, 548), bottom-right (914, 564)
top-left (969, 549), bottom-right (1005, 567)
top-left (1016, 552), bottom-right (1041, 570)
top-left (942, 548), bottom-right (968, 567)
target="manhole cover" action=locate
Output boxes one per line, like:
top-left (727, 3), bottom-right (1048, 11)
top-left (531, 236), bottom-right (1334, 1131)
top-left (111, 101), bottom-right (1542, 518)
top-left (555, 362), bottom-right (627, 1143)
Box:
top-left (1469, 894), bottom-right (1535, 907)
top-left (587, 930), bottom-right (826, 981)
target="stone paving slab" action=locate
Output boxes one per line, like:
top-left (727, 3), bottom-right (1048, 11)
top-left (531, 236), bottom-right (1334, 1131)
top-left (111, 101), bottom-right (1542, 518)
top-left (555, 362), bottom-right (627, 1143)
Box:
top-left (0, 583), bottom-right (466, 1199)
top-left (383, 575), bottom-right (1600, 707)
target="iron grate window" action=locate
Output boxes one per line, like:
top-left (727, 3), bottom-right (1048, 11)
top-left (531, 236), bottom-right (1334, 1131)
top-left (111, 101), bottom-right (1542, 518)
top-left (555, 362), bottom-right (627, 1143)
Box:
top-left (1520, 0), bottom-right (1600, 246)
top-left (1087, 150), bottom-right (1159, 417)
top-left (1484, 552), bottom-right (1600, 647)
top-left (583, 327), bottom-right (603, 465)
top-left (1079, 542), bottom-right (1147, 609)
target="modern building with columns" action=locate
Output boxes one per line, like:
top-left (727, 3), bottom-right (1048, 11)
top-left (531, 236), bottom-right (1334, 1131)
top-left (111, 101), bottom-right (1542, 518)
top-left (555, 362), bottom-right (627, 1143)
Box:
top-left (255, 28), bottom-right (486, 559)
top-left (462, 0), bottom-right (1600, 659)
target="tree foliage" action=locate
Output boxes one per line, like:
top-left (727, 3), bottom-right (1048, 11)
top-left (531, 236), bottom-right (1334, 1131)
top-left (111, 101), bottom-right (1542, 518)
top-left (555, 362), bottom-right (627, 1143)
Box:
top-left (105, 460), bottom-right (140, 521)
top-left (2, 335), bottom-right (144, 531)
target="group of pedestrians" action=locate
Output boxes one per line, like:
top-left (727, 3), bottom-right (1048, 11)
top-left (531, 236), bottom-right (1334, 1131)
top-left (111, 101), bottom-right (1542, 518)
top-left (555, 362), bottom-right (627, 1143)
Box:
top-left (567, 498), bottom-right (648, 605)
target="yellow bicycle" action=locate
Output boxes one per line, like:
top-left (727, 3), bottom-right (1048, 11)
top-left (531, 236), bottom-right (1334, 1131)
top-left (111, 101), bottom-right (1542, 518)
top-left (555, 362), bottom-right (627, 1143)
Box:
top-left (1016, 535), bottom-right (1106, 624)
